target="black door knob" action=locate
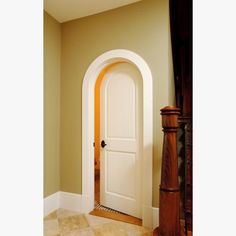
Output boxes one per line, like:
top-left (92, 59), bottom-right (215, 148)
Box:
top-left (101, 140), bottom-right (107, 148)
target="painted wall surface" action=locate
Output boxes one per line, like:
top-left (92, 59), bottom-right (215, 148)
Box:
top-left (60, 0), bottom-right (175, 207)
top-left (44, 11), bottom-right (61, 197)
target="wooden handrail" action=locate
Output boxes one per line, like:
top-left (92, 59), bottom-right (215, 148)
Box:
top-left (154, 106), bottom-right (181, 236)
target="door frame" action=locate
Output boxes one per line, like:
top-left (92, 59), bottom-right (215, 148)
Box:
top-left (82, 49), bottom-right (153, 228)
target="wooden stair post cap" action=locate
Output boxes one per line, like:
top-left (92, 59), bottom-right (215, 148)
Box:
top-left (161, 106), bottom-right (180, 128)
top-left (160, 106), bottom-right (180, 115)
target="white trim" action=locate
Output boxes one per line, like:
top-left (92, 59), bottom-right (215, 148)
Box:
top-left (44, 192), bottom-right (59, 216)
top-left (44, 191), bottom-right (159, 229)
top-left (80, 194), bottom-right (91, 213)
top-left (44, 191), bottom-right (85, 215)
top-left (82, 49), bottom-right (153, 227)
top-left (152, 207), bottom-right (159, 230)
top-left (59, 191), bottom-right (82, 212)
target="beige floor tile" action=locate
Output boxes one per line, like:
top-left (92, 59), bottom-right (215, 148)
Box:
top-left (126, 229), bottom-right (153, 236)
top-left (61, 228), bottom-right (95, 236)
top-left (92, 222), bottom-right (128, 236)
top-left (117, 221), bottom-right (152, 236)
top-left (44, 211), bottom-right (58, 221)
top-left (117, 221), bottom-right (142, 231)
top-left (57, 208), bottom-right (82, 218)
top-left (44, 209), bottom-right (153, 236)
top-left (58, 214), bottom-right (89, 234)
top-left (44, 219), bottom-right (60, 236)
top-left (85, 214), bottom-right (116, 226)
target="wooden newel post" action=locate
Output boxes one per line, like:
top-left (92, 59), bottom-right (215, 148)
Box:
top-left (155, 106), bottom-right (181, 236)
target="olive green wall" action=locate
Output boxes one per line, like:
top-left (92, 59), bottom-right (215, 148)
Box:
top-left (60, 0), bottom-right (175, 207)
top-left (44, 12), bottom-right (61, 197)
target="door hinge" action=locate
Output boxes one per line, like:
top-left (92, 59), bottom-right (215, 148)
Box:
top-left (93, 142), bottom-right (95, 147)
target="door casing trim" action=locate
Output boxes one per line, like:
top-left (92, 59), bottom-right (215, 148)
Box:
top-left (82, 49), bottom-right (153, 228)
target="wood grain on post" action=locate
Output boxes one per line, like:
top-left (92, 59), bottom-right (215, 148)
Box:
top-left (153, 106), bottom-right (181, 236)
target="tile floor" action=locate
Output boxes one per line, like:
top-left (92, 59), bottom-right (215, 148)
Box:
top-left (44, 208), bottom-right (153, 236)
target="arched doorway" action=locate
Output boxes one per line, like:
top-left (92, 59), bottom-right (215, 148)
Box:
top-left (82, 49), bottom-right (153, 228)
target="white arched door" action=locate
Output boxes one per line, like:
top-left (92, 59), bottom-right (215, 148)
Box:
top-left (100, 62), bottom-right (143, 218)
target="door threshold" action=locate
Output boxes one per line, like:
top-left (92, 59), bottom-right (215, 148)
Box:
top-left (89, 208), bottom-right (142, 226)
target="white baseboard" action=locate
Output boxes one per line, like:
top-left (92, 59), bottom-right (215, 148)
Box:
top-left (44, 191), bottom-right (85, 216)
top-left (152, 207), bottom-right (159, 229)
top-left (59, 191), bottom-right (82, 212)
top-left (142, 205), bottom-right (153, 228)
top-left (44, 191), bottom-right (159, 229)
top-left (44, 192), bottom-right (59, 216)
top-left (142, 205), bottom-right (159, 229)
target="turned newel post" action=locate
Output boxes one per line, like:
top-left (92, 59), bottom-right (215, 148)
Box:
top-left (157, 106), bottom-right (181, 236)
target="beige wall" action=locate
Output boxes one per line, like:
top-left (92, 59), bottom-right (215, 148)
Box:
top-left (60, 0), bottom-right (175, 207)
top-left (44, 12), bottom-right (61, 197)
